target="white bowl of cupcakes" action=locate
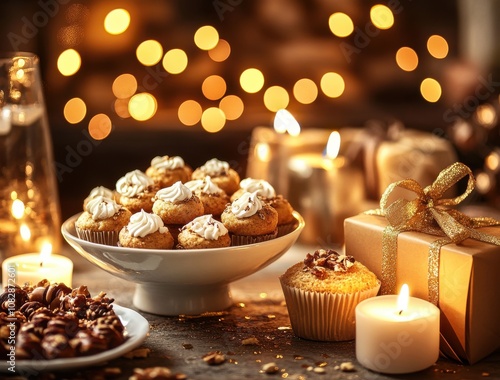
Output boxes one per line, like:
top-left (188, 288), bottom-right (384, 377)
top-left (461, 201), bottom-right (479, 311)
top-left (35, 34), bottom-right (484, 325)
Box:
top-left (62, 157), bottom-right (304, 316)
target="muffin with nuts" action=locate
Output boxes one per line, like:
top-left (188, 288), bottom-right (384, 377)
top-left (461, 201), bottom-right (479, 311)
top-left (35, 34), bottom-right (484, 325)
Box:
top-left (191, 158), bottom-right (240, 196)
top-left (75, 195), bottom-right (132, 246)
top-left (177, 214), bottom-right (231, 249)
top-left (152, 181), bottom-right (204, 243)
top-left (184, 176), bottom-right (229, 218)
top-left (280, 249), bottom-right (380, 341)
top-left (119, 210), bottom-right (174, 249)
top-left (115, 169), bottom-right (157, 213)
top-left (232, 178), bottom-right (296, 236)
top-left (145, 155), bottom-right (192, 188)
top-left (221, 191), bottom-right (278, 246)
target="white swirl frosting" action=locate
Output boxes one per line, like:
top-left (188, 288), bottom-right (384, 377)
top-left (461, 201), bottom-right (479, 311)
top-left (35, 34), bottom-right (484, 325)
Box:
top-left (183, 214), bottom-right (228, 240)
top-left (230, 191), bottom-right (263, 218)
top-left (150, 155), bottom-right (185, 171)
top-left (199, 158), bottom-right (229, 176)
top-left (127, 210), bottom-right (167, 237)
top-left (155, 181), bottom-right (193, 203)
top-left (86, 196), bottom-right (121, 221)
top-left (185, 176), bottom-right (223, 195)
top-left (86, 186), bottom-right (114, 200)
top-left (116, 170), bottom-right (154, 197)
top-left (239, 178), bottom-right (276, 199)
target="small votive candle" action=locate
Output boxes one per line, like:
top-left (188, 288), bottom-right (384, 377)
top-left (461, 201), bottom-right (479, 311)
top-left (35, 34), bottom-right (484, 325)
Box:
top-left (355, 284), bottom-right (440, 374)
top-left (2, 252), bottom-right (73, 288)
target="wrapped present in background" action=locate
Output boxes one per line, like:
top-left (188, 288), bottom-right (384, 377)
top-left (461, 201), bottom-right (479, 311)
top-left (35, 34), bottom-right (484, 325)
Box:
top-left (344, 163), bottom-right (500, 364)
top-left (342, 120), bottom-right (459, 200)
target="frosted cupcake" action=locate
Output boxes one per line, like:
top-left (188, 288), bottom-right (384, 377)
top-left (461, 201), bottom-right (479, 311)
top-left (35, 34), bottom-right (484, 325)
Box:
top-left (152, 181), bottom-right (204, 242)
top-left (220, 191), bottom-right (278, 245)
top-left (184, 176), bottom-right (229, 218)
top-left (119, 210), bottom-right (174, 249)
top-left (232, 178), bottom-right (295, 236)
top-left (75, 196), bottom-right (132, 246)
top-left (191, 158), bottom-right (240, 195)
top-left (115, 170), bottom-right (157, 213)
top-left (83, 186), bottom-right (115, 209)
top-left (280, 249), bottom-right (380, 342)
top-left (145, 155), bottom-right (192, 188)
top-left (177, 214), bottom-right (231, 249)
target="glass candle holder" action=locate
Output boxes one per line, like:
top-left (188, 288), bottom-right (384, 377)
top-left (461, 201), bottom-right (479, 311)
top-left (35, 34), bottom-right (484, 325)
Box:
top-left (0, 52), bottom-right (61, 258)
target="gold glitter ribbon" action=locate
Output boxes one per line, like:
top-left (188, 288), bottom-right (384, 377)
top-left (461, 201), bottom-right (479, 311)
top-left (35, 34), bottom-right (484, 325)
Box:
top-left (366, 162), bottom-right (500, 304)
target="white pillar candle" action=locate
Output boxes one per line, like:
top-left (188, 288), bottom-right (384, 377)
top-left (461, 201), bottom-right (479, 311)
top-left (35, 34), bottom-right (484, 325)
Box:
top-left (2, 253), bottom-right (73, 288)
top-left (355, 285), bottom-right (440, 374)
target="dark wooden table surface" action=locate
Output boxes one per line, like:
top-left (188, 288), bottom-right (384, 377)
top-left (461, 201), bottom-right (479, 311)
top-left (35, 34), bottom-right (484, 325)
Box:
top-left (5, 242), bottom-right (500, 380)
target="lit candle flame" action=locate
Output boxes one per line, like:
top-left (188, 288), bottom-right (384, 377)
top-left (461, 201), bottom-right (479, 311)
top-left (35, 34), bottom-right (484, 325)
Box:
top-left (325, 131), bottom-right (341, 159)
top-left (40, 242), bottom-right (52, 267)
top-left (397, 283), bottom-right (410, 315)
top-left (274, 109), bottom-right (301, 135)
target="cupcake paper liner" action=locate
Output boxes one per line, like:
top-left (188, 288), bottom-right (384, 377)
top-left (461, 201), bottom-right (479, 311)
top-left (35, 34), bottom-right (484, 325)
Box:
top-left (277, 221), bottom-right (298, 237)
top-left (280, 280), bottom-right (381, 341)
top-left (75, 227), bottom-right (119, 246)
top-left (230, 228), bottom-right (278, 246)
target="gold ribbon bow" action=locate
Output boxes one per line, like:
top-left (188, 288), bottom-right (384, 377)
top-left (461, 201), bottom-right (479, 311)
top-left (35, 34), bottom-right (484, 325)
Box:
top-left (367, 162), bottom-right (500, 304)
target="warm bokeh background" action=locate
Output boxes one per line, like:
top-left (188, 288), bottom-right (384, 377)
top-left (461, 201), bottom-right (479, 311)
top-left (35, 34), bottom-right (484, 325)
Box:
top-left (0, 0), bottom-right (499, 219)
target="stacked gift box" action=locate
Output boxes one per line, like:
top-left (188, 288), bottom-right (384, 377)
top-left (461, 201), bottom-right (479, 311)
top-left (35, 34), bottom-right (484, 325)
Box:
top-left (344, 162), bottom-right (500, 364)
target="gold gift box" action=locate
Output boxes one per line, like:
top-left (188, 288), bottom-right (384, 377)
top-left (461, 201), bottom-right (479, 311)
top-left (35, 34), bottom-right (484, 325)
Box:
top-left (344, 213), bottom-right (500, 364)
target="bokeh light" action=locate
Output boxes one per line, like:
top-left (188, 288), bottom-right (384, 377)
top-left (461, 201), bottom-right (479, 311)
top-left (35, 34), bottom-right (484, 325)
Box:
top-left (114, 99), bottom-right (131, 118)
top-left (476, 172), bottom-right (492, 194)
top-left (219, 95), bottom-right (244, 120)
top-left (420, 78), bottom-right (441, 102)
top-left (486, 151), bottom-right (500, 172)
top-left (293, 78), bottom-right (318, 104)
top-left (128, 93), bottom-right (158, 121)
top-left (64, 98), bottom-right (87, 124)
top-left (240, 68), bottom-right (265, 93)
top-left (328, 12), bottom-right (354, 37)
top-left (370, 4), bottom-right (394, 30)
top-left (162, 49), bottom-right (188, 74)
top-left (202, 75), bottom-right (227, 100)
top-left (104, 8), bottom-right (130, 35)
top-left (194, 25), bottom-right (219, 51)
top-left (178, 100), bottom-right (202, 126)
top-left (88, 114), bottom-right (112, 140)
top-left (208, 39), bottom-right (231, 62)
top-left (396, 47), bottom-right (419, 71)
top-left (112, 73), bottom-right (137, 99)
top-left (57, 49), bottom-right (81, 76)
top-left (320, 72), bottom-right (345, 98)
top-left (255, 143), bottom-right (271, 163)
top-left (201, 107), bottom-right (226, 133)
top-left (427, 35), bottom-right (449, 59)
top-left (11, 199), bottom-right (25, 219)
top-left (263, 86), bottom-right (289, 112)
top-left (475, 103), bottom-right (497, 128)
top-left (136, 40), bottom-right (163, 66)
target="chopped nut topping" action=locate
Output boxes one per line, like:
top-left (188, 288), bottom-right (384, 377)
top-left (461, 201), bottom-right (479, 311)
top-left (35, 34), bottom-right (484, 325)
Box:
top-left (338, 362), bottom-right (355, 372)
top-left (202, 351), bottom-right (226, 365)
top-left (261, 362), bottom-right (279, 374)
top-left (241, 337), bottom-right (260, 345)
top-left (123, 347), bottom-right (151, 359)
top-left (130, 367), bottom-right (186, 380)
top-left (303, 249), bottom-right (355, 279)
top-left (313, 367), bottom-right (326, 374)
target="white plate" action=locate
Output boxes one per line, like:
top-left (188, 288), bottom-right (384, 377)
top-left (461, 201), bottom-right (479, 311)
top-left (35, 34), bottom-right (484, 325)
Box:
top-left (0, 305), bottom-right (149, 373)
